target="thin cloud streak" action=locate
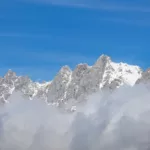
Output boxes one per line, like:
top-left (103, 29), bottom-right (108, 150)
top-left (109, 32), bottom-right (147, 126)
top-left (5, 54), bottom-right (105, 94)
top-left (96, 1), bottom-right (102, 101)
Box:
top-left (101, 18), bottom-right (150, 27)
top-left (0, 33), bottom-right (52, 38)
top-left (0, 50), bottom-right (96, 81)
top-left (20, 0), bottom-right (150, 13)
top-left (0, 50), bottom-right (96, 68)
top-left (27, 51), bottom-right (96, 65)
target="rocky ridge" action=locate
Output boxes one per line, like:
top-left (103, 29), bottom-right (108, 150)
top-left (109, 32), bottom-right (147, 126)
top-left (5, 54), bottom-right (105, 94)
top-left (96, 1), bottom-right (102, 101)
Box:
top-left (0, 55), bottom-right (146, 106)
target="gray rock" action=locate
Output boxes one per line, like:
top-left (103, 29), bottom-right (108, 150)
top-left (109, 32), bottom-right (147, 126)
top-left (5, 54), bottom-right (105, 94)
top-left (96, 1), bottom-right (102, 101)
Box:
top-left (0, 55), bottom-right (143, 106)
top-left (136, 68), bottom-right (150, 84)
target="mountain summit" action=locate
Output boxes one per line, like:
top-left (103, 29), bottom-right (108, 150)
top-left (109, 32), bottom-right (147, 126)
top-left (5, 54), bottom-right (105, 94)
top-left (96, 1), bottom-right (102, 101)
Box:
top-left (0, 55), bottom-right (144, 104)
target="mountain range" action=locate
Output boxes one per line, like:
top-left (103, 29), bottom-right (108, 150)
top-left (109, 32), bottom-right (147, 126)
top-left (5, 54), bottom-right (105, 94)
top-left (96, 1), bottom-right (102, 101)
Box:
top-left (0, 54), bottom-right (149, 108)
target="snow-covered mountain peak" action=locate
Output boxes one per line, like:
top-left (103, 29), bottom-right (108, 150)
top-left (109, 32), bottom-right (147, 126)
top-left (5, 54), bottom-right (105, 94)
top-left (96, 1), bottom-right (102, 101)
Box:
top-left (59, 65), bottom-right (72, 76)
top-left (4, 69), bottom-right (17, 80)
top-left (110, 62), bottom-right (142, 86)
top-left (94, 54), bottom-right (111, 67)
top-left (60, 65), bottom-right (71, 72)
top-left (98, 54), bottom-right (111, 61)
top-left (0, 54), bottom-right (146, 105)
top-left (92, 55), bottom-right (142, 89)
top-left (74, 63), bottom-right (90, 72)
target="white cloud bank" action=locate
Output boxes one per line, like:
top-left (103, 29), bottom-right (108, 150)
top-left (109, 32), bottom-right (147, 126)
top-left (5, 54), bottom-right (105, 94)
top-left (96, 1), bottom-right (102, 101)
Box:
top-left (0, 84), bottom-right (150, 150)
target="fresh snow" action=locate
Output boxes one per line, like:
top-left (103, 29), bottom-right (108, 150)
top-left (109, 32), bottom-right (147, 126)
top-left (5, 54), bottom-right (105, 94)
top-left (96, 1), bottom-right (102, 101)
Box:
top-left (110, 62), bottom-right (142, 86)
top-left (0, 55), bottom-right (143, 103)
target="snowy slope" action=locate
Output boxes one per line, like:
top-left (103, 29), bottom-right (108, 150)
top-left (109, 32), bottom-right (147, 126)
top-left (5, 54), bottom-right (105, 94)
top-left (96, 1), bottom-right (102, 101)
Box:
top-left (0, 70), bottom-right (51, 103)
top-left (29, 55), bottom-right (143, 104)
top-left (99, 56), bottom-right (142, 88)
top-left (0, 55), bottom-right (143, 104)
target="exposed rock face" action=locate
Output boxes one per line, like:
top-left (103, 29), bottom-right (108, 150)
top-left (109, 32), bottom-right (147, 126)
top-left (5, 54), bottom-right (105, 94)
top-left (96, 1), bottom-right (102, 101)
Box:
top-left (0, 70), bottom-right (51, 104)
top-left (136, 68), bottom-right (150, 84)
top-left (0, 55), bottom-right (143, 105)
top-left (47, 66), bottom-right (72, 103)
top-left (136, 68), bottom-right (150, 90)
top-left (47, 55), bottom-right (142, 104)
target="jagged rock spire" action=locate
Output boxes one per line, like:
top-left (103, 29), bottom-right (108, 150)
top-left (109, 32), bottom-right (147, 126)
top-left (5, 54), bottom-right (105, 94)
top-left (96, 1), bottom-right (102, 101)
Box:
top-left (4, 69), bottom-right (16, 78)
top-left (0, 54), bottom-right (143, 105)
top-left (59, 65), bottom-right (72, 75)
top-left (94, 54), bottom-right (111, 67)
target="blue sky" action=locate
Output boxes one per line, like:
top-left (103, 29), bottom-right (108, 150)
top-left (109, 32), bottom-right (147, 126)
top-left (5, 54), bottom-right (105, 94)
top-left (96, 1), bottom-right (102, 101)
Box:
top-left (0, 0), bottom-right (150, 81)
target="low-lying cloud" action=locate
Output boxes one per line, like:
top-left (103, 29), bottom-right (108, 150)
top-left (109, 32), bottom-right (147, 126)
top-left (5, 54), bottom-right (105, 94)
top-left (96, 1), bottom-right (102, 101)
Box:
top-left (0, 84), bottom-right (150, 150)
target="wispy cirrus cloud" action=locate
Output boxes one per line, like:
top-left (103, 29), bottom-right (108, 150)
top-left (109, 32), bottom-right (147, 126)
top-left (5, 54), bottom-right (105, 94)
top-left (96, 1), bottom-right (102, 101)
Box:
top-left (5, 50), bottom-right (96, 66)
top-left (101, 17), bottom-right (150, 27)
top-left (0, 33), bottom-right (52, 38)
top-left (19, 0), bottom-right (150, 13)
top-left (0, 50), bottom-right (96, 80)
